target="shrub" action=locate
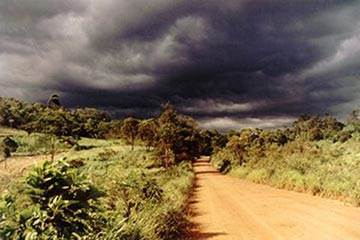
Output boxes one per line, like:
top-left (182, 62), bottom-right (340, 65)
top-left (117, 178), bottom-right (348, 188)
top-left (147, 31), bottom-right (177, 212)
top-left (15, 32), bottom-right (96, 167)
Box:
top-left (97, 149), bottom-right (117, 161)
top-left (308, 128), bottom-right (323, 141)
top-left (218, 159), bottom-right (231, 173)
top-left (2, 137), bottom-right (18, 153)
top-left (0, 160), bottom-right (104, 239)
top-left (337, 131), bottom-right (352, 143)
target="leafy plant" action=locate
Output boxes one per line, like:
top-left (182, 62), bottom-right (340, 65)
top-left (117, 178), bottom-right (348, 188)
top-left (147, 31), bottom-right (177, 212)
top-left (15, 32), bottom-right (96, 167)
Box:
top-left (0, 159), bottom-right (104, 239)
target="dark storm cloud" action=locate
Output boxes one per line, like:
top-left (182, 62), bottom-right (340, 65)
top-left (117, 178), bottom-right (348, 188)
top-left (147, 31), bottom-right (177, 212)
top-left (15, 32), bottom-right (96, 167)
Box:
top-left (1, 0), bottom-right (360, 129)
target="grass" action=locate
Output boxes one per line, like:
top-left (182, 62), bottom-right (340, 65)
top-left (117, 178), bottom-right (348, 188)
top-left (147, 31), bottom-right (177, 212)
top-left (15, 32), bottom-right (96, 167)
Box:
top-left (0, 127), bottom-right (127, 156)
top-left (0, 132), bottom-right (194, 239)
top-left (213, 138), bottom-right (360, 206)
top-left (0, 127), bottom-right (27, 137)
top-left (75, 144), bottom-right (194, 239)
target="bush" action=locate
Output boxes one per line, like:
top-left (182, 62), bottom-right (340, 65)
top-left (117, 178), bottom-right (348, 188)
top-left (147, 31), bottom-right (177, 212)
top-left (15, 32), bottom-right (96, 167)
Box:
top-left (218, 159), bottom-right (231, 173)
top-left (0, 160), bottom-right (104, 239)
top-left (337, 131), bottom-right (352, 143)
top-left (308, 128), bottom-right (323, 141)
top-left (2, 137), bottom-right (18, 153)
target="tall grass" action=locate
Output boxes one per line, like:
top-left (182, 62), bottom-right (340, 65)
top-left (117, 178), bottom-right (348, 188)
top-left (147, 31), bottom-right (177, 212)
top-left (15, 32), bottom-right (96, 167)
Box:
top-left (213, 138), bottom-right (360, 206)
top-left (0, 141), bottom-right (194, 239)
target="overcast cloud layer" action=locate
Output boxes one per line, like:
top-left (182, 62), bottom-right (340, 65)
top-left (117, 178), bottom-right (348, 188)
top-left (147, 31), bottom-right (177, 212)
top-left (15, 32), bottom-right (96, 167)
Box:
top-left (1, 0), bottom-right (360, 130)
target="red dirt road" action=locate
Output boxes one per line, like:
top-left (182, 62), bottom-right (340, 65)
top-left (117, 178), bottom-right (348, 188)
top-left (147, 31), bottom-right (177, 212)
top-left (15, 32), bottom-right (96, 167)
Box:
top-left (189, 158), bottom-right (360, 240)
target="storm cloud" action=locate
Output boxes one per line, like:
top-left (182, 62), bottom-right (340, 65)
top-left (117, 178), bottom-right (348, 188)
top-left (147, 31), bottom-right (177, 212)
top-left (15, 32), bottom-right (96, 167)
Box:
top-left (1, 0), bottom-right (360, 130)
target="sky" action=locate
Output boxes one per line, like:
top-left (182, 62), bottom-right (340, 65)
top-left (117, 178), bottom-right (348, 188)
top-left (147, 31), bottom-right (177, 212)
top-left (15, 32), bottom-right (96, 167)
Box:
top-left (1, 0), bottom-right (360, 130)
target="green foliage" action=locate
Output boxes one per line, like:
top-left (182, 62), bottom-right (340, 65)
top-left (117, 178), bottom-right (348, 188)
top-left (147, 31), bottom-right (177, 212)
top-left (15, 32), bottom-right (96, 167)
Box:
top-left (100, 120), bottom-right (123, 139)
top-left (137, 119), bottom-right (158, 150)
top-left (155, 104), bottom-right (201, 167)
top-left (214, 132), bottom-right (360, 205)
top-left (0, 97), bottom-right (209, 167)
top-left (211, 113), bottom-right (360, 205)
top-left (155, 208), bottom-right (189, 239)
top-left (121, 118), bottom-right (140, 150)
top-left (12, 133), bottom-right (69, 155)
top-left (196, 130), bottom-right (228, 155)
top-left (0, 160), bottom-right (104, 239)
top-left (1, 140), bottom-right (194, 240)
top-left (0, 97), bottom-right (111, 139)
top-left (293, 114), bottom-right (344, 141)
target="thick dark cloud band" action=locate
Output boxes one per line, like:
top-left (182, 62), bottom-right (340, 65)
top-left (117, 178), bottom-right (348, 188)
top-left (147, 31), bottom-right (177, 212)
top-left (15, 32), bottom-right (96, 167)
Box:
top-left (1, 0), bottom-right (360, 130)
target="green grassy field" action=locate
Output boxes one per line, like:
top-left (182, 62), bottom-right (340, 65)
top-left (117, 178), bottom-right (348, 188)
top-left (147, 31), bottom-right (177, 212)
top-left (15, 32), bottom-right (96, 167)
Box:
top-left (0, 129), bottom-right (194, 239)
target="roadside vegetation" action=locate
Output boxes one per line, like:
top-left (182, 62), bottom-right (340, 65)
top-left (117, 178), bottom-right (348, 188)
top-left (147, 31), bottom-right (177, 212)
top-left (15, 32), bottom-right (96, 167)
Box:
top-left (212, 114), bottom-right (360, 206)
top-left (1, 95), bottom-right (360, 239)
top-left (0, 97), bottom-right (207, 239)
top-left (0, 142), bottom-right (194, 239)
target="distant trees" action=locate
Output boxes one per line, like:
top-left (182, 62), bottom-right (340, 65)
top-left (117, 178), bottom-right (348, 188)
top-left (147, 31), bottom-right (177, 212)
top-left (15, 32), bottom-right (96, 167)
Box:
top-left (347, 110), bottom-right (360, 133)
top-left (212, 113), bottom-right (353, 173)
top-left (118, 104), bottom-right (206, 167)
top-left (0, 97), bottom-right (111, 138)
top-left (293, 114), bottom-right (344, 141)
top-left (4, 95), bottom-right (360, 171)
top-left (0, 97), bottom-right (207, 167)
top-left (0, 97), bottom-right (215, 167)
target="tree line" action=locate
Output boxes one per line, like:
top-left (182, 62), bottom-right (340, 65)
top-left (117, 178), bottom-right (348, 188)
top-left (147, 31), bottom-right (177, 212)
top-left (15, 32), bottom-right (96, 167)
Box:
top-left (213, 113), bottom-right (357, 173)
top-left (0, 97), bottom-right (226, 167)
top-left (0, 97), bottom-right (111, 138)
top-left (5, 95), bottom-right (356, 169)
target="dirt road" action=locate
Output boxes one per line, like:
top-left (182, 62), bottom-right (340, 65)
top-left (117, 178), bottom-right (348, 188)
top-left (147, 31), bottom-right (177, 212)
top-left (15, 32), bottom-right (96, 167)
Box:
top-left (189, 158), bottom-right (360, 240)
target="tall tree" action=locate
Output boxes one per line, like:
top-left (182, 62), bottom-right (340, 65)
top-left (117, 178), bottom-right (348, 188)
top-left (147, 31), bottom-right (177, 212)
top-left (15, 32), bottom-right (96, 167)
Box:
top-left (156, 103), bottom-right (201, 167)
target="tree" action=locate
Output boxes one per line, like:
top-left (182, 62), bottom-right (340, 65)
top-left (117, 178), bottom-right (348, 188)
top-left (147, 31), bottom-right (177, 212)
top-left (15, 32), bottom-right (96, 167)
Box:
top-left (155, 104), bottom-right (201, 167)
top-left (198, 130), bottom-right (214, 155)
top-left (212, 131), bottom-right (228, 149)
top-left (47, 94), bottom-right (62, 109)
top-left (137, 119), bottom-right (158, 151)
top-left (0, 97), bottom-right (117, 139)
top-left (121, 118), bottom-right (140, 150)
